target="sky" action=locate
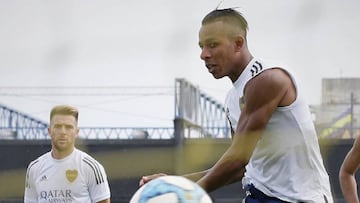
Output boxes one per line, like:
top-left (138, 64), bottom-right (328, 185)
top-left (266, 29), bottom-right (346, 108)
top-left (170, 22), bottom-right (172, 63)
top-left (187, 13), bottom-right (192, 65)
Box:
top-left (1, 0), bottom-right (360, 127)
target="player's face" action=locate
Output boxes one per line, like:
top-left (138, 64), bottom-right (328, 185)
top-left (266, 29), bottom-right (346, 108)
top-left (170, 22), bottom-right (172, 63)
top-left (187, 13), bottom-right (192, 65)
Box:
top-left (199, 21), bottom-right (238, 79)
top-left (49, 114), bottom-right (79, 153)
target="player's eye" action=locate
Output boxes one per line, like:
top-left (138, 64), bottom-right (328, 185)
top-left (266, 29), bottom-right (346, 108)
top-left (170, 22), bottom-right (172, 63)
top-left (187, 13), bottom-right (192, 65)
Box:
top-left (65, 125), bottom-right (74, 130)
top-left (209, 42), bottom-right (217, 48)
top-left (198, 43), bottom-right (204, 49)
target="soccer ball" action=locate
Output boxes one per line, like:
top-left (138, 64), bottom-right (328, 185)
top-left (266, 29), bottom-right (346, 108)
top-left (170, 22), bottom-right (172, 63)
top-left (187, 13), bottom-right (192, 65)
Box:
top-left (129, 175), bottom-right (213, 203)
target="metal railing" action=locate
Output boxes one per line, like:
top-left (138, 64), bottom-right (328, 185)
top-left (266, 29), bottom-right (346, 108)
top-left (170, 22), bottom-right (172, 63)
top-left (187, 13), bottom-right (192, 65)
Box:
top-left (174, 78), bottom-right (229, 134)
top-left (0, 127), bottom-right (175, 140)
top-left (0, 104), bottom-right (48, 139)
top-left (0, 126), bottom-right (233, 140)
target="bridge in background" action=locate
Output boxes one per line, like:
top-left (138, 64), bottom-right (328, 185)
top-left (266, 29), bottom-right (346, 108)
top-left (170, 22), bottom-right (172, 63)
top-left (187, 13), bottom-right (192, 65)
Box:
top-left (1, 78), bottom-right (355, 140)
top-left (0, 78), bottom-right (230, 140)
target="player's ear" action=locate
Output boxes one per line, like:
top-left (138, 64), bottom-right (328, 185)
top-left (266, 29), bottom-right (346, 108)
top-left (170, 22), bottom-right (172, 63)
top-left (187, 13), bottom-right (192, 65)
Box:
top-left (234, 35), bottom-right (245, 51)
top-left (48, 127), bottom-right (52, 138)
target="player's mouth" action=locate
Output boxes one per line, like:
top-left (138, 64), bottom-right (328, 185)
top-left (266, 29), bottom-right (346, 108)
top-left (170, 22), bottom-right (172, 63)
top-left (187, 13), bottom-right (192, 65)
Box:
top-left (58, 138), bottom-right (68, 143)
top-left (206, 64), bottom-right (217, 73)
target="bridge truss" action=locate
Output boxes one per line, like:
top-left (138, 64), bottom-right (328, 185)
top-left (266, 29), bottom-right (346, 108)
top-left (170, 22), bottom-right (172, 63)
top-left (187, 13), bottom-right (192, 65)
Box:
top-left (0, 79), bottom-right (230, 139)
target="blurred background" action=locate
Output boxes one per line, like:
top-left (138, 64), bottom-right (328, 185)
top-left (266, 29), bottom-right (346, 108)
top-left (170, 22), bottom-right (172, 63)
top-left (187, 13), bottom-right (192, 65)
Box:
top-left (1, 0), bottom-right (360, 202)
top-left (1, 0), bottom-right (360, 127)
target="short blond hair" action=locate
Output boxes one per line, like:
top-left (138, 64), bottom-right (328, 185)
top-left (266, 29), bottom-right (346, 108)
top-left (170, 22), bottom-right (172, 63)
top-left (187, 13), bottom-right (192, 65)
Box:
top-left (50, 105), bottom-right (79, 123)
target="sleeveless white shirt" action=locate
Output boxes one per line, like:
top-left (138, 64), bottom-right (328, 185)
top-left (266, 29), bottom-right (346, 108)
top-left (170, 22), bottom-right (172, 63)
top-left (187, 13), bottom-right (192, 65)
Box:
top-left (224, 58), bottom-right (333, 202)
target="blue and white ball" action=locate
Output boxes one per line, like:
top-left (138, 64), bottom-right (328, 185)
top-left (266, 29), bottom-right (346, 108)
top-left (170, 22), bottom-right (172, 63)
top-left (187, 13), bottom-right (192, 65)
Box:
top-left (130, 175), bottom-right (213, 203)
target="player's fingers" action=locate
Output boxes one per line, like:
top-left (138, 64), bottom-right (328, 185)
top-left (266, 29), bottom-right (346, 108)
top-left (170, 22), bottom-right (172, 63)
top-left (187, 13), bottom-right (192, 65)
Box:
top-left (139, 174), bottom-right (167, 186)
top-left (151, 173), bottom-right (167, 180)
top-left (139, 176), bottom-right (149, 186)
top-left (139, 178), bottom-right (145, 187)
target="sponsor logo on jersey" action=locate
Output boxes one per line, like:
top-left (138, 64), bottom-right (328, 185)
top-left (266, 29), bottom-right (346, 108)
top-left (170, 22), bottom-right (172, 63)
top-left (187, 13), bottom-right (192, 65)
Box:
top-left (40, 189), bottom-right (72, 202)
top-left (40, 175), bottom-right (47, 182)
top-left (250, 61), bottom-right (263, 77)
top-left (239, 96), bottom-right (245, 111)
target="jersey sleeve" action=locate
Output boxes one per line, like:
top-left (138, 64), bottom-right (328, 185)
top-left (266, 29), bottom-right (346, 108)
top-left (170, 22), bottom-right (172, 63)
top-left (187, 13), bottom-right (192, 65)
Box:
top-left (83, 157), bottom-right (111, 202)
top-left (24, 162), bottom-right (38, 203)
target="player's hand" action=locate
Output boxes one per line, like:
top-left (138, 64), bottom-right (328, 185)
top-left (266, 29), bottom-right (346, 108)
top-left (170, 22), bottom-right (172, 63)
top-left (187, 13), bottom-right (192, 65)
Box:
top-left (139, 173), bottom-right (167, 186)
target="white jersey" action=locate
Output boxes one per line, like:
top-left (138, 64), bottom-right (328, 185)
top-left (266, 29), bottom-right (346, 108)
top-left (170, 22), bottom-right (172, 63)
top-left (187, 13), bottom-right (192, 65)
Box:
top-left (24, 148), bottom-right (110, 203)
top-left (225, 58), bottom-right (333, 203)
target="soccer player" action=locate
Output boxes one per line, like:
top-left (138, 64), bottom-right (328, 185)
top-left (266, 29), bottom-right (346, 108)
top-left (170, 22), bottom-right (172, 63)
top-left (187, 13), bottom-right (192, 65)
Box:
top-left (24, 105), bottom-right (111, 203)
top-left (140, 8), bottom-right (333, 202)
top-left (339, 135), bottom-right (360, 203)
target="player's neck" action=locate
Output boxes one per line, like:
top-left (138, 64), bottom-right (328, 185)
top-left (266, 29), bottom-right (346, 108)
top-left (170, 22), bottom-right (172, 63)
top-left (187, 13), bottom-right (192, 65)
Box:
top-left (51, 147), bottom-right (75, 160)
top-left (229, 54), bottom-right (253, 83)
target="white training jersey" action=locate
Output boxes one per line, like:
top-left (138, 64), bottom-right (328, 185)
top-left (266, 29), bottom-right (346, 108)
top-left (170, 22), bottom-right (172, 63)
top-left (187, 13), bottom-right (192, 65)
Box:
top-left (224, 58), bottom-right (333, 203)
top-left (24, 148), bottom-right (110, 203)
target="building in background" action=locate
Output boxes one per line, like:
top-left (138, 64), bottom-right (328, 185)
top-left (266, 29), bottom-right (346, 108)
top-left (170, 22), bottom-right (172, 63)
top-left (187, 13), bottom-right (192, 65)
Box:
top-left (312, 78), bottom-right (360, 138)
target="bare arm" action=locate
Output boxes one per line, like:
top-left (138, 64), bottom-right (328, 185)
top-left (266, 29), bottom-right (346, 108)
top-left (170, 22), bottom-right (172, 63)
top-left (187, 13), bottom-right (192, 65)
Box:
top-left (139, 170), bottom-right (210, 186)
top-left (339, 136), bottom-right (360, 203)
top-left (183, 169), bottom-right (211, 182)
top-left (197, 69), bottom-right (295, 192)
top-left (97, 198), bottom-right (110, 203)
top-left (184, 168), bottom-right (246, 185)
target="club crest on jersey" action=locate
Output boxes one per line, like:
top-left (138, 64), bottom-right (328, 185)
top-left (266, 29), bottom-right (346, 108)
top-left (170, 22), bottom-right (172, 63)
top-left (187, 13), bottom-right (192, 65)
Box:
top-left (250, 61), bottom-right (263, 77)
top-left (239, 96), bottom-right (245, 111)
top-left (66, 169), bottom-right (78, 183)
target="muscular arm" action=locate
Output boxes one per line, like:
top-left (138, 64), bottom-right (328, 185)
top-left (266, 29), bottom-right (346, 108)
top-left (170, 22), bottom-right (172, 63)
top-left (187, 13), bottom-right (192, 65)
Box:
top-left (97, 198), bottom-right (110, 203)
top-left (339, 136), bottom-right (360, 203)
top-left (197, 68), bottom-right (296, 192)
top-left (183, 169), bottom-right (211, 182)
top-left (140, 170), bottom-right (211, 186)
